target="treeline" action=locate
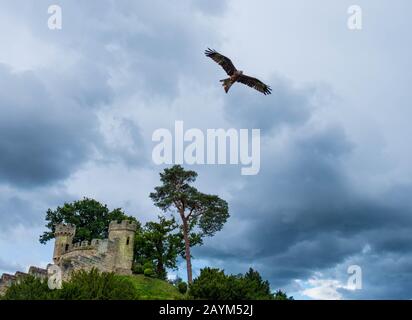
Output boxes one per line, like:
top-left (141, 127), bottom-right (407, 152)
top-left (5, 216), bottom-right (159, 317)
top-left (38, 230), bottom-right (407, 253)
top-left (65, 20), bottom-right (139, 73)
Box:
top-left (1, 268), bottom-right (293, 300)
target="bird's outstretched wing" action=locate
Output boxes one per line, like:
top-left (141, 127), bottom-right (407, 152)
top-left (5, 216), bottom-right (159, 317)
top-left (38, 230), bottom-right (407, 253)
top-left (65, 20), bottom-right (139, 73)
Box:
top-left (205, 48), bottom-right (237, 76)
top-left (237, 75), bottom-right (272, 95)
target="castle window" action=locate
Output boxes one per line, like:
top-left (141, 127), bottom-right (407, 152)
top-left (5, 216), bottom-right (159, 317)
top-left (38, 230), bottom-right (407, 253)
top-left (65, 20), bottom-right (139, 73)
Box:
top-left (126, 237), bottom-right (130, 245)
top-left (65, 244), bottom-right (69, 252)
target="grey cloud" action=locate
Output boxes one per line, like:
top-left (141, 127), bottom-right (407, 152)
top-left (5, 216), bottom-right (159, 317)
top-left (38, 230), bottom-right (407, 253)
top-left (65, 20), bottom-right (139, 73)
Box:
top-left (223, 76), bottom-right (315, 132)
top-left (9, 0), bottom-right (222, 99)
top-left (0, 65), bottom-right (101, 187)
top-left (0, 194), bottom-right (39, 230)
top-left (195, 123), bottom-right (412, 296)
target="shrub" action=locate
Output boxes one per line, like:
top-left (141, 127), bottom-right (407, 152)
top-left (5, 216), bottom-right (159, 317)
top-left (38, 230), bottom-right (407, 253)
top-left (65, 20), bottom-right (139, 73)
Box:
top-left (144, 268), bottom-right (154, 277)
top-left (132, 263), bottom-right (144, 274)
top-left (189, 267), bottom-right (280, 300)
top-left (2, 275), bottom-right (54, 300)
top-left (177, 281), bottom-right (188, 294)
top-left (56, 269), bottom-right (136, 300)
top-left (189, 268), bottom-right (236, 300)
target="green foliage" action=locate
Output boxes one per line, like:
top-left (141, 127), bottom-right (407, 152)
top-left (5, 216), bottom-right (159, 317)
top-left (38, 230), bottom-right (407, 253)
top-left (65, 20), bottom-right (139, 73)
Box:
top-left (134, 216), bottom-right (187, 280)
top-left (144, 268), bottom-right (154, 277)
top-left (274, 289), bottom-right (294, 300)
top-left (189, 268), bottom-right (237, 300)
top-left (143, 261), bottom-right (155, 270)
top-left (57, 269), bottom-right (136, 300)
top-left (241, 268), bottom-right (273, 300)
top-left (150, 165), bottom-right (229, 239)
top-left (1, 270), bottom-right (286, 301)
top-left (2, 269), bottom-right (136, 300)
top-left (2, 275), bottom-right (54, 300)
top-left (177, 281), bottom-right (188, 294)
top-left (132, 263), bottom-right (144, 274)
top-left (189, 267), bottom-right (282, 300)
top-left (39, 197), bottom-right (138, 244)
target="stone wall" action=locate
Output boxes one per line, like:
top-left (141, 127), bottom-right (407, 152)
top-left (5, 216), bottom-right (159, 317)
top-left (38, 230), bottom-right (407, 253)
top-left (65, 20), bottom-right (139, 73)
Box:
top-left (0, 267), bottom-right (47, 296)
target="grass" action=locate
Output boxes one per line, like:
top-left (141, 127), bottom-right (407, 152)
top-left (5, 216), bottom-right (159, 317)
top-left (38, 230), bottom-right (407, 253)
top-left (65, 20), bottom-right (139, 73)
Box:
top-left (118, 274), bottom-right (185, 300)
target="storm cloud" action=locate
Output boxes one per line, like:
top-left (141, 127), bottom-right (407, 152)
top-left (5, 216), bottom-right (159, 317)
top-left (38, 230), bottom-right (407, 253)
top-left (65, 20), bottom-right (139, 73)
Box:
top-left (0, 65), bottom-right (102, 187)
top-left (0, 0), bottom-right (411, 299)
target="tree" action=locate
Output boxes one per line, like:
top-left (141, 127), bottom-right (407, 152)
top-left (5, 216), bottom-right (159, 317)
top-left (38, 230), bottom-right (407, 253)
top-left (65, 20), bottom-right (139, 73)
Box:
top-left (189, 268), bottom-right (235, 300)
top-left (150, 165), bottom-right (229, 284)
top-left (274, 289), bottom-right (294, 300)
top-left (39, 198), bottom-right (137, 244)
top-left (241, 268), bottom-right (273, 300)
top-left (134, 216), bottom-right (183, 279)
top-left (189, 267), bottom-right (277, 300)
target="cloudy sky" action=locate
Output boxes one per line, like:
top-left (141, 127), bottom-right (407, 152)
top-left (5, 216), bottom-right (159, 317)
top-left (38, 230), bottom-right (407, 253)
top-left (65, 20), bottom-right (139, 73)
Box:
top-left (1, 0), bottom-right (412, 299)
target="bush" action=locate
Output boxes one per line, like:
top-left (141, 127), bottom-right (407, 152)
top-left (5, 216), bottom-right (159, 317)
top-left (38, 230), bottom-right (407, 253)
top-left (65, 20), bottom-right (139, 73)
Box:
top-left (189, 267), bottom-right (281, 300)
top-left (144, 268), bottom-right (154, 277)
top-left (189, 268), bottom-right (234, 300)
top-left (132, 263), bottom-right (144, 274)
top-left (57, 269), bottom-right (136, 300)
top-left (177, 281), bottom-right (188, 294)
top-left (2, 269), bottom-right (136, 300)
top-left (2, 275), bottom-right (54, 300)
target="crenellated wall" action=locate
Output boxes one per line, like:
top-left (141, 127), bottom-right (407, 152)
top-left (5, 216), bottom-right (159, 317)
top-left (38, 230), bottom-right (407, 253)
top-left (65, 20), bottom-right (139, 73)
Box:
top-left (0, 267), bottom-right (48, 296)
top-left (54, 220), bottom-right (137, 279)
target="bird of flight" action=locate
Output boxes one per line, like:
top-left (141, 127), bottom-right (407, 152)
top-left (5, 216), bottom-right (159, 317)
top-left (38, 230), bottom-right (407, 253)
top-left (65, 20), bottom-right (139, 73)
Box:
top-left (205, 48), bottom-right (272, 95)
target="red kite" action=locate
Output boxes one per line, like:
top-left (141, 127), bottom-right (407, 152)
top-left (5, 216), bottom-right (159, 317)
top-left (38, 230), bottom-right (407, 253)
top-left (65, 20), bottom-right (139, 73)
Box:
top-left (205, 48), bottom-right (272, 95)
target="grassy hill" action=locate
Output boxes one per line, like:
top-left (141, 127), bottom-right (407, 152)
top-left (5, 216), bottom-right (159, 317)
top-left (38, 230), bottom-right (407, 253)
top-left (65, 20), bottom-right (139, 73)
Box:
top-left (1, 271), bottom-right (185, 300)
top-left (119, 274), bottom-right (185, 300)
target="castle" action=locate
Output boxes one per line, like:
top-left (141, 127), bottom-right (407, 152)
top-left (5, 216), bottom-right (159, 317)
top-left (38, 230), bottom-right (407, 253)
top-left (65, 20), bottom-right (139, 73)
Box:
top-left (0, 220), bottom-right (137, 295)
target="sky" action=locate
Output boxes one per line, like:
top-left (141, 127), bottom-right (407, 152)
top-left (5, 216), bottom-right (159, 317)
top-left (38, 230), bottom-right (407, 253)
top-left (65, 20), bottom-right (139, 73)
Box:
top-left (1, 0), bottom-right (412, 299)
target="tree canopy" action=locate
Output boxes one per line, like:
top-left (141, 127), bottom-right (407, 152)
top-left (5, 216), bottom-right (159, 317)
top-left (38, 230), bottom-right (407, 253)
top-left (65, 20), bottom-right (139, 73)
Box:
top-left (39, 198), bottom-right (137, 244)
top-left (150, 165), bottom-right (229, 283)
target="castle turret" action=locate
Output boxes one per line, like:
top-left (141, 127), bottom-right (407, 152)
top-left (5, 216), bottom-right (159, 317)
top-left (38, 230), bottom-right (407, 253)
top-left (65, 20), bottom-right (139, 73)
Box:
top-left (108, 220), bottom-right (137, 274)
top-left (53, 223), bottom-right (76, 263)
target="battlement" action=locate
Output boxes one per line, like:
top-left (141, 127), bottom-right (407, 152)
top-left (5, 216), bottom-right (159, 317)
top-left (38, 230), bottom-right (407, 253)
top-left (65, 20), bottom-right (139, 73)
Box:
top-left (0, 266), bottom-right (49, 296)
top-left (0, 273), bottom-right (16, 283)
top-left (28, 266), bottom-right (47, 278)
top-left (51, 220), bottom-right (136, 279)
top-left (108, 220), bottom-right (137, 232)
top-left (64, 238), bottom-right (109, 254)
top-left (55, 223), bottom-right (76, 236)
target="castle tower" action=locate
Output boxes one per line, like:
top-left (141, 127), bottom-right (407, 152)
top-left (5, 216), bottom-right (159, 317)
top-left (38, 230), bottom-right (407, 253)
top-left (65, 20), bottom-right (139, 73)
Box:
top-left (53, 224), bottom-right (76, 263)
top-left (108, 220), bottom-right (137, 274)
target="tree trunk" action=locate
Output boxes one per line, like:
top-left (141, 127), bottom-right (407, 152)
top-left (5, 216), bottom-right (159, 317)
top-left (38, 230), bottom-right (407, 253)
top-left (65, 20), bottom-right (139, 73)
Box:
top-left (156, 243), bottom-right (166, 280)
top-left (181, 216), bottom-right (193, 284)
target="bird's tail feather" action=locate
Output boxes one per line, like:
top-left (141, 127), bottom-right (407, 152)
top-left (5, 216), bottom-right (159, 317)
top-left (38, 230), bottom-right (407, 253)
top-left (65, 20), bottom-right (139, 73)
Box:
top-left (220, 78), bottom-right (233, 93)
